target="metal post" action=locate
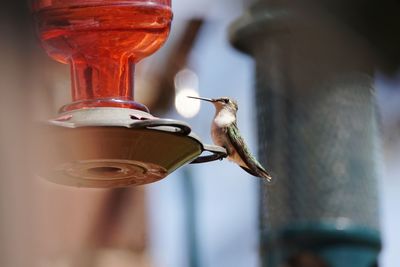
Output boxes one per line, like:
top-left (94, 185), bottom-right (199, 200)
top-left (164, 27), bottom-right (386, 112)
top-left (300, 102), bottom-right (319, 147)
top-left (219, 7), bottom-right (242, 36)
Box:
top-left (230, 1), bottom-right (381, 266)
top-left (182, 167), bottom-right (200, 267)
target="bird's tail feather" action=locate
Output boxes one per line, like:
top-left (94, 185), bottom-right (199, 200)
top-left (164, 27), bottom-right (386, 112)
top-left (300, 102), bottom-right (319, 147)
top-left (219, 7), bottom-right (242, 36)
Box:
top-left (240, 166), bottom-right (273, 182)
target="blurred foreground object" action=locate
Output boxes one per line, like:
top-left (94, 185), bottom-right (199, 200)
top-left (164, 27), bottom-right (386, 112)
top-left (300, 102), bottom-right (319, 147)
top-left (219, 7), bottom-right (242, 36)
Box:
top-left (231, 0), bottom-right (384, 266)
top-left (0, 2), bottom-right (153, 266)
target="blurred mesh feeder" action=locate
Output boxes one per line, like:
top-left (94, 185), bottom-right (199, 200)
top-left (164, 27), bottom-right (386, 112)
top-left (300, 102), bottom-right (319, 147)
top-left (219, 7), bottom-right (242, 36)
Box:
top-left (36, 107), bottom-right (227, 188)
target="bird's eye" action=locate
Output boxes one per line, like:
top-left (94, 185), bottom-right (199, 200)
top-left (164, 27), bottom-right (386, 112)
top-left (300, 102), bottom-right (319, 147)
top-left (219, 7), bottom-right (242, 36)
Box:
top-left (223, 99), bottom-right (229, 103)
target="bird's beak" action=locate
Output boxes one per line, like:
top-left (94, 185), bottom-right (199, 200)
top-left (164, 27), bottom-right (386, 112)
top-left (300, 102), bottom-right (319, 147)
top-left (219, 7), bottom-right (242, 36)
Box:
top-left (187, 96), bottom-right (215, 102)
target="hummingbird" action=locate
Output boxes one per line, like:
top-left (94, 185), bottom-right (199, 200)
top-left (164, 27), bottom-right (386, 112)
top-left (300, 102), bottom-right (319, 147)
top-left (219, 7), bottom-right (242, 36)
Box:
top-left (188, 96), bottom-right (272, 182)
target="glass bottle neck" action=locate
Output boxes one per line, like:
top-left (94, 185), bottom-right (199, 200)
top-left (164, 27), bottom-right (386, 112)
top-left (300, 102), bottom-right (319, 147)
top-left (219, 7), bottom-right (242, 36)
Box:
top-left (60, 57), bottom-right (148, 112)
top-left (70, 56), bottom-right (134, 101)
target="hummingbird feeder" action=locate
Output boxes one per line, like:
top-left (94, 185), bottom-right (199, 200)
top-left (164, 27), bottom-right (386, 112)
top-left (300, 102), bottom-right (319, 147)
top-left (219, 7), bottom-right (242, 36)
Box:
top-left (32, 0), bottom-right (226, 188)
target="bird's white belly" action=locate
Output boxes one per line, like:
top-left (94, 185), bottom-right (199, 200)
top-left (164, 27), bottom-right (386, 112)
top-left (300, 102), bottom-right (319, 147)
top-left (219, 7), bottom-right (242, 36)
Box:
top-left (211, 124), bottom-right (227, 147)
top-left (211, 110), bottom-right (235, 146)
top-left (211, 125), bottom-right (248, 168)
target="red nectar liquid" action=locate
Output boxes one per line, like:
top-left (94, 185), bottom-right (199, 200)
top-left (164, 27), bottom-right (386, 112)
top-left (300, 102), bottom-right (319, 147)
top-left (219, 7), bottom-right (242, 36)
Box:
top-left (34, 3), bottom-right (172, 111)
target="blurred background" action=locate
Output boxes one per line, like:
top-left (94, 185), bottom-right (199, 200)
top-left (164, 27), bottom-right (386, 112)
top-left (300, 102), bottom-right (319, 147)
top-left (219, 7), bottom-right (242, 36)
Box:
top-left (0, 0), bottom-right (399, 267)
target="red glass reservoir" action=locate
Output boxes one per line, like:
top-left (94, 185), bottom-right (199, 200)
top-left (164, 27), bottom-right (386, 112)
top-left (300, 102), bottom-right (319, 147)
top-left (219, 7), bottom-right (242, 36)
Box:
top-left (33, 0), bottom-right (172, 112)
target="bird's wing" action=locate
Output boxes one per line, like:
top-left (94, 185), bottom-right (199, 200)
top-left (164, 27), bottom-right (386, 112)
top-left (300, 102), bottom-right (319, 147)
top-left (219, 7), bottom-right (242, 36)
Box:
top-left (227, 122), bottom-right (272, 181)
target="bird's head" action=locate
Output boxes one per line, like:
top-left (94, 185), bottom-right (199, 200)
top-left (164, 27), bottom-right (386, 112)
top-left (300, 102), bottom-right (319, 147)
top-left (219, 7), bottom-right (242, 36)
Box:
top-left (187, 96), bottom-right (238, 114)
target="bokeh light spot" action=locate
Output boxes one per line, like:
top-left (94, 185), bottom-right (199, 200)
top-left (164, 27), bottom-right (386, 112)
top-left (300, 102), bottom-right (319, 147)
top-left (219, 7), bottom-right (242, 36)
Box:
top-left (175, 89), bottom-right (201, 118)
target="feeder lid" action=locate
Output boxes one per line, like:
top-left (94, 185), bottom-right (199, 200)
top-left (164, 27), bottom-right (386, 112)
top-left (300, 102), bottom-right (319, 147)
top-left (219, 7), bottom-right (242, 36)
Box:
top-left (34, 108), bottom-right (226, 188)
